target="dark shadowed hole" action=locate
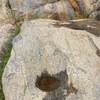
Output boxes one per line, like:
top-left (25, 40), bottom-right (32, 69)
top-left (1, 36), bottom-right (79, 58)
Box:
top-left (35, 71), bottom-right (61, 92)
top-left (35, 70), bottom-right (78, 100)
top-left (96, 49), bottom-right (100, 57)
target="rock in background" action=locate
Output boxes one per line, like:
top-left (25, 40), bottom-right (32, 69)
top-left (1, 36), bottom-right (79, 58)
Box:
top-left (0, 0), bottom-right (11, 22)
top-left (7, 0), bottom-right (100, 20)
top-left (0, 0), bottom-right (99, 21)
top-left (2, 19), bottom-right (100, 100)
top-left (90, 0), bottom-right (100, 19)
top-left (0, 24), bottom-right (13, 55)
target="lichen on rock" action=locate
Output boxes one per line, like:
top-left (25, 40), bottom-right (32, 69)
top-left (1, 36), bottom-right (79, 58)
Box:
top-left (2, 19), bottom-right (100, 100)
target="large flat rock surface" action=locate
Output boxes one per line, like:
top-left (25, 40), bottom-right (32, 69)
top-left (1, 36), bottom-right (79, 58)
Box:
top-left (2, 19), bottom-right (100, 100)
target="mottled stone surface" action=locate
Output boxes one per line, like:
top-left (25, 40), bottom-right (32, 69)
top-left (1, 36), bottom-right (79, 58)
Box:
top-left (2, 19), bottom-right (100, 100)
top-left (6, 0), bottom-right (99, 20)
top-left (33, 0), bottom-right (75, 20)
top-left (0, 23), bottom-right (14, 65)
top-left (0, 0), bottom-right (100, 20)
top-left (0, 0), bottom-right (100, 21)
top-left (0, 0), bottom-right (12, 22)
top-left (0, 24), bottom-right (13, 54)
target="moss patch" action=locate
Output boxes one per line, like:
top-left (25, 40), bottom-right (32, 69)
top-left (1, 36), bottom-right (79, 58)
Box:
top-left (0, 25), bottom-right (20, 100)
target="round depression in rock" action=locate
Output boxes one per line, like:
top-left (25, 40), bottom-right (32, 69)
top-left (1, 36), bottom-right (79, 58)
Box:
top-left (35, 75), bottom-right (61, 92)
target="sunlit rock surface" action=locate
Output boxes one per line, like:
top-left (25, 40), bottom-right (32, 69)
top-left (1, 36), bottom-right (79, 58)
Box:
top-left (2, 19), bottom-right (100, 100)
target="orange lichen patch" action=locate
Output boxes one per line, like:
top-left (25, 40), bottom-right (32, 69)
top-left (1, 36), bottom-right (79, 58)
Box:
top-left (68, 0), bottom-right (81, 18)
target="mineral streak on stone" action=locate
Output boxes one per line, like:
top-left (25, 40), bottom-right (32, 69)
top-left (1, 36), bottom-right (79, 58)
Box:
top-left (53, 19), bottom-right (100, 37)
top-left (68, 0), bottom-right (81, 17)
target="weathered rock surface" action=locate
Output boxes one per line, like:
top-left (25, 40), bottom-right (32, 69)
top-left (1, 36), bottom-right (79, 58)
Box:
top-left (88, 0), bottom-right (100, 20)
top-left (2, 19), bottom-right (100, 100)
top-left (0, 0), bottom-right (100, 21)
top-left (33, 0), bottom-right (75, 20)
top-left (7, 0), bottom-right (100, 20)
top-left (9, 0), bottom-right (78, 20)
top-left (0, 0), bottom-right (13, 23)
top-left (0, 24), bottom-right (13, 57)
top-left (53, 19), bottom-right (100, 36)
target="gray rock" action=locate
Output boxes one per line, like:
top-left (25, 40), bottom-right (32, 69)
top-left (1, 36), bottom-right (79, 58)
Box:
top-left (93, 0), bottom-right (100, 10)
top-left (34, 1), bottom-right (75, 20)
top-left (8, 0), bottom-right (76, 20)
top-left (76, 0), bottom-right (93, 16)
top-left (76, 0), bottom-right (100, 16)
top-left (88, 0), bottom-right (100, 20)
top-left (2, 19), bottom-right (100, 100)
top-left (0, 24), bottom-right (13, 55)
top-left (89, 11), bottom-right (100, 20)
top-left (0, 0), bottom-right (13, 21)
top-left (0, 0), bottom-right (95, 20)
top-left (0, 0), bottom-right (100, 20)
top-left (9, 0), bottom-right (60, 15)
